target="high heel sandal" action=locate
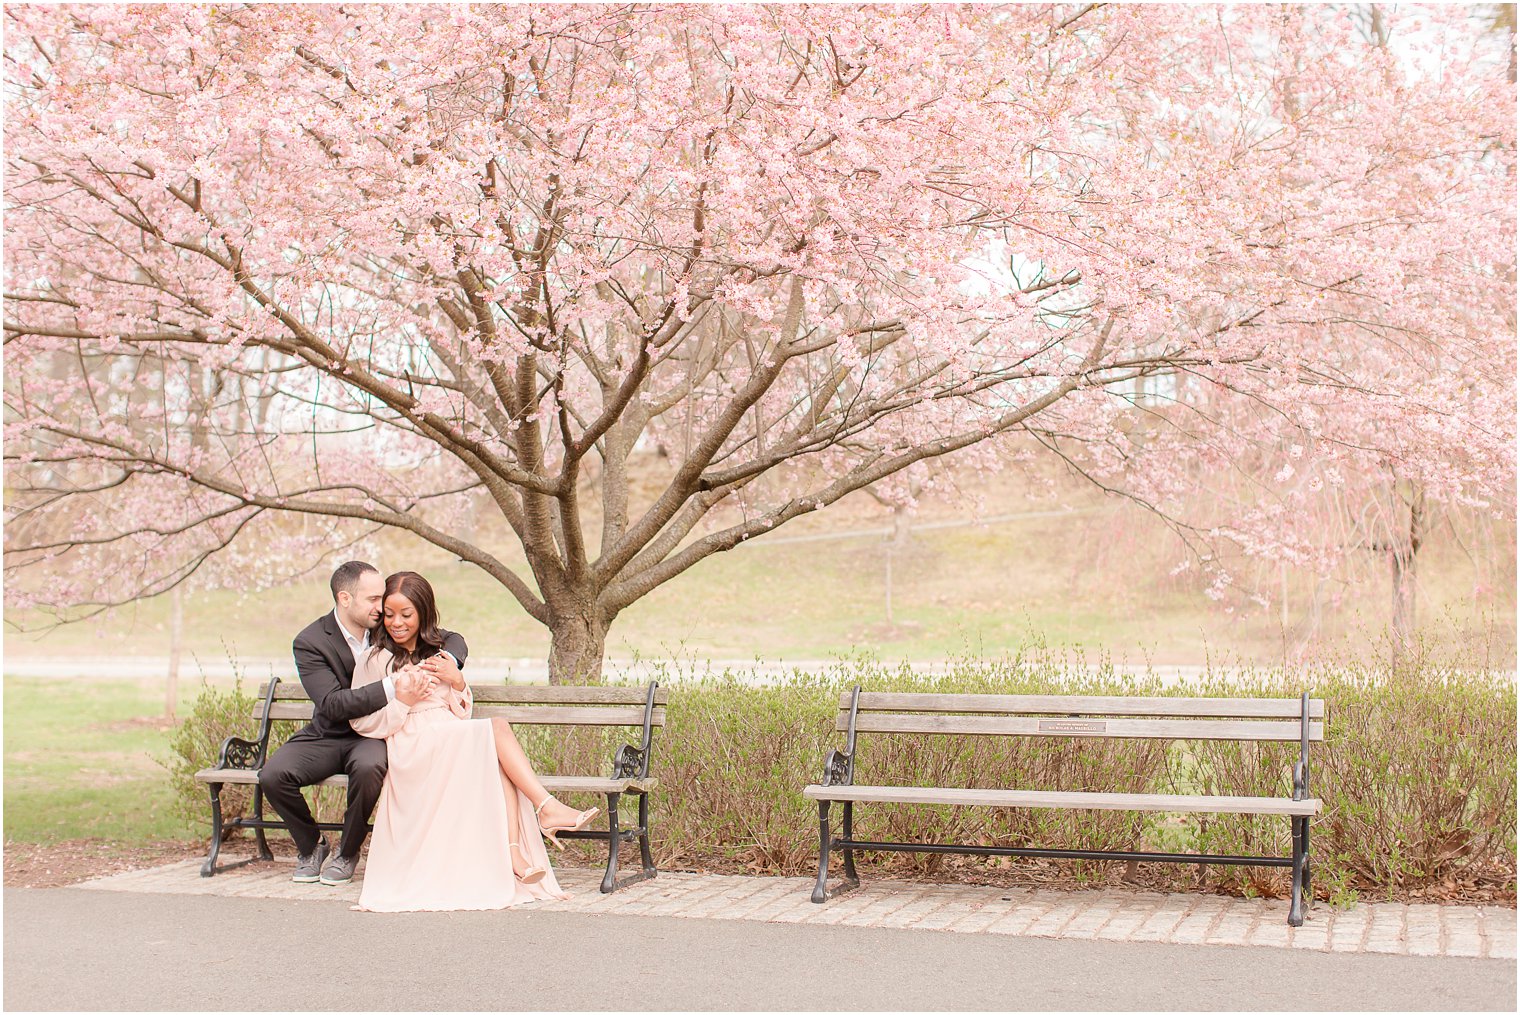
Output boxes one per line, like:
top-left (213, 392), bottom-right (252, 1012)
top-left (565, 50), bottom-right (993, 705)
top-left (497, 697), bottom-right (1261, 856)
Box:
top-left (534, 795), bottom-right (600, 850)
top-left (509, 840), bottom-right (547, 885)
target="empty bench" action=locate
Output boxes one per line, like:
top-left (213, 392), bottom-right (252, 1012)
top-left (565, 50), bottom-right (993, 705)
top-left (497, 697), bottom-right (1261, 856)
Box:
top-left (804, 688), bottom-right (1324, 925)
top-left (195, 678), bottom-right (667, 893)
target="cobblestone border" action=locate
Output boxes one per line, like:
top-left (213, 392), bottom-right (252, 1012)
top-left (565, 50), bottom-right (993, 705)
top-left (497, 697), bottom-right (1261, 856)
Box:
top-left (75, 858), bottom-right (1516, 959)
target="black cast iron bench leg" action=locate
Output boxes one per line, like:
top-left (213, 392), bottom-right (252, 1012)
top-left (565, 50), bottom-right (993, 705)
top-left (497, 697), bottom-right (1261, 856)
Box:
top-left (1288, 816), bottom-right (1307, 927)
top-left (201, 783), bottom-right (225, 877)
top-left (841, 801), bottom-right (859, 885)
top-left (252, 786), bottom-right (274, 862)
top-left (812, 800), bottom-right (832, 902)
top-left (202, 781), bottom-right (277, 876)
top-left (592, 792), bottom-right (657, 893)
top-left (1303, 818), bottom-right (1313, 919)
top-left (601, 792), bottom-right (622, 894)
top-left (636, 793), bottom-right (656, 878)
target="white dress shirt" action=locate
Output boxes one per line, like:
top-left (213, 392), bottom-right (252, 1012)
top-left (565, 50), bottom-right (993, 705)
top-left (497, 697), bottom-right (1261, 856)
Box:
top-left (333, 608), bottom-right (397, 701)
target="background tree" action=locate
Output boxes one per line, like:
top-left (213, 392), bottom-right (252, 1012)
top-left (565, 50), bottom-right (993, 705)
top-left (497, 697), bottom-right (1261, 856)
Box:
top-left (5, 4), bottom-right (1513, 681)
top-left (1147, 3), bottom-right (1518, 664)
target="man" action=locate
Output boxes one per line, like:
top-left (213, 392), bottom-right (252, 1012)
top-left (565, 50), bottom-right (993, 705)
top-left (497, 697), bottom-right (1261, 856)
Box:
top-left (259, 561), bottom-right (468, 885)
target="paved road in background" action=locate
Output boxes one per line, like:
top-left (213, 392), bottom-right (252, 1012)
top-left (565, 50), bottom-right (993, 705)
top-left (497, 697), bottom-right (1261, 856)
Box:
top-left (6, 888), bottom-right (1513, 1011)
top-left (0, 656), bottom-right (1264, 684)
top-left (10, 654), bottom-right (1514, 685)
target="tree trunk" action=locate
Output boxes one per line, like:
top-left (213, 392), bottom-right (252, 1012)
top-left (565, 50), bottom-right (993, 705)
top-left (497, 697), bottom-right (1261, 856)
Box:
top-left (1389, 541), bottom-right (1416, 673)
top-left (1390, 545), bottom-right (1414, 645)
top-left (883, 501), bottom-right (912, 627)
top-left (1279, 561), bottom-right (1289, 632)
top-left (1389, 485), bottom-right (1425, 670)
top-left (166, 584), bottom-right (184, 721)
top-left (546, 605), bottom-right (610, 685)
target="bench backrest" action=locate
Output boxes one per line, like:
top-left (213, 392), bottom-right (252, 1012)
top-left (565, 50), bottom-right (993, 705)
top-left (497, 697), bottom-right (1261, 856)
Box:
top-left (254, 680), bottom-right (668, 729)
top-left (835, 691), bottom-right (1325, 743)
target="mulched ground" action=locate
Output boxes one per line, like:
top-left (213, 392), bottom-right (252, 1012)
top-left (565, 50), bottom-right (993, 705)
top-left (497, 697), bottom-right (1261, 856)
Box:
top-left (6, 837), bottom-right (1513, 908)
top-left (4, 839), bottom-right (203, 889)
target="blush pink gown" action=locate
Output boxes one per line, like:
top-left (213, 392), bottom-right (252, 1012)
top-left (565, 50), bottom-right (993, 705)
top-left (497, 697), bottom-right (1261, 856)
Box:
top-left (349, 648), bottom-right (567, 912)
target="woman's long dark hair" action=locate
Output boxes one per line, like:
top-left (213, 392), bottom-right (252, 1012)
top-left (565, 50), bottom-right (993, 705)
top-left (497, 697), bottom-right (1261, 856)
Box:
top-left (375, 571), bottom-right (446, 672)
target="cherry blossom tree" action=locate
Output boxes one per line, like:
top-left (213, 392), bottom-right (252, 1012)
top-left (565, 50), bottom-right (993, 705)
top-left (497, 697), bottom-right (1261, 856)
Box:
top-left (5, 4), bottom-right (1513, 681)
top-left (1151, 4), bottom-right (1518, 662)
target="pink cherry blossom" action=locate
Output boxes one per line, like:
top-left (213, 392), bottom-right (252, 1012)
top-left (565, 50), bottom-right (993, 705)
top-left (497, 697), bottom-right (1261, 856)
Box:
top-left (3, 4), bottom-right (1512, 680)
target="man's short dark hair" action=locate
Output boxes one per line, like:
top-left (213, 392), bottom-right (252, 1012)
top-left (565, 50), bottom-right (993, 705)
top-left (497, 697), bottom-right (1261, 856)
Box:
top-left (330, 561), bottom-right (379, 602)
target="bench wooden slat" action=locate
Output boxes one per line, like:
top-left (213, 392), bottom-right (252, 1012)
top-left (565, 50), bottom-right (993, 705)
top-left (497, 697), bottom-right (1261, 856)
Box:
top-left (259, 681), bottom-right (314, 700)
top-left (840, 713), bottom-right (1324, 742)
top-left (841, 692), bottom-right (1325, 719)
top-left (258, 680), bottom-right (668, 705)
top-left (470, 704), bottom-right (662, 726)
top-left (471, 685), bottom-right (669, 705)
top-left (257, 702), bottom-right (325, 721)
top-left (194, 768), bottom-right (658, 794)
top-left (256, 686), bottom-right (665, 726)
top-left (256, 700), bottom-right (664, 727)
top-left (255, 680), bottom-right (665, 729)
top-left (539, 775), bottom-right (659, 794)
top-left (803, 784), bottom-right (1322, 816)
top-left (194, 769), bottom-right (347, 787)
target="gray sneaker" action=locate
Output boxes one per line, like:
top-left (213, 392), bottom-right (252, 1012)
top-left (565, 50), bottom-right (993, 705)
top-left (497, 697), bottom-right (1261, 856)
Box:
top-left (292, 837), bottom-right (330, 883)
top-left (319, 852), bottom-right (358, 886)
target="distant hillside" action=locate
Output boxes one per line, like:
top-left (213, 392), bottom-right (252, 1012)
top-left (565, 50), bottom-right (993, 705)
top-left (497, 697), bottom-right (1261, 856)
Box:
top-left (6, 456), bottom-right (1513, 668)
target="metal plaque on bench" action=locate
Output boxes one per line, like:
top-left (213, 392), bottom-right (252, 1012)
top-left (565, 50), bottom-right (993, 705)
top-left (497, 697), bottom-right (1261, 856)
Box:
top-left (1037, 719), bottom-right (1107, 734)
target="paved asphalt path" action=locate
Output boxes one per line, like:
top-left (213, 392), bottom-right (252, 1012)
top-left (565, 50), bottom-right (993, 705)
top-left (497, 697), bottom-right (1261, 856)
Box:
top-left (5, 889), bottom-right (1514, 1011)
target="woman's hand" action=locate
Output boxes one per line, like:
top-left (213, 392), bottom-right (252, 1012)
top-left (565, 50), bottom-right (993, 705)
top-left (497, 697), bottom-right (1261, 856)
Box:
top-left (394, 665), bottom-right (435, 705)
top-left (421, 653), bottom-right (465, 691)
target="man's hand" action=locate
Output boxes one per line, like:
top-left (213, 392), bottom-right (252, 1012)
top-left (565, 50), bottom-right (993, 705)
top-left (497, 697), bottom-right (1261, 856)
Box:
top-left (421, 652), bottom-right (464, 691)
top-left (394, 665), bottom-right (434, 706)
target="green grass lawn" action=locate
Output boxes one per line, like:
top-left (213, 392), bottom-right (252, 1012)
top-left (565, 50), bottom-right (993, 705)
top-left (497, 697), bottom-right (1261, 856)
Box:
top-left (3, 676), bottom-right (212, 844)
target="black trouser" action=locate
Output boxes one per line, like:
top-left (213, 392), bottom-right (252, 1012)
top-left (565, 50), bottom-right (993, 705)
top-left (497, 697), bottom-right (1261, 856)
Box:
top-left (258, 728), bottom-right (387, 858)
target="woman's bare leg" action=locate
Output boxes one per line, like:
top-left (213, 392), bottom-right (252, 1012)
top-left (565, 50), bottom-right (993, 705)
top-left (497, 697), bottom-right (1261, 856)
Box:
top-left (503, 780), bottom-right (530, 878)
top-left (490, 717), bottom-right (590, 828)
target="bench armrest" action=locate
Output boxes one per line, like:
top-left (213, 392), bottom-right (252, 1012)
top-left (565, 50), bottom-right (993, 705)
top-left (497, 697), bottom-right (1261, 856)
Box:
top-left (611, 742), bottom-right (649, 780)
top-left (1292, 760), bottom-right (1309, 800)
top-left (215, 735), bottom-right (264, 771)
top-left (821, 748), bottom-right (853, 787)
top-left (213, 676), bottom-right (281, 772)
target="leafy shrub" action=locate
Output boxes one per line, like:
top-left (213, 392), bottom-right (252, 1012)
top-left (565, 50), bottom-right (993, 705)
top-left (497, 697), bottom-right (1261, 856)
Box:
top-left (1314, 663), bottom-right (1515, 898)
top-left (1156, 660), bottom-right (1516, 900)
top-left (163, 678), bottom-right (258, 835)
top-left (651, 665), bottom-right (839, 874)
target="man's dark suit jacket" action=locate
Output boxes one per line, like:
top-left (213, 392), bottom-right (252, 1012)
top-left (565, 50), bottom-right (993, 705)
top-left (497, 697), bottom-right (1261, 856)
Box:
top-left (292, 612), bottom-right (469, 739)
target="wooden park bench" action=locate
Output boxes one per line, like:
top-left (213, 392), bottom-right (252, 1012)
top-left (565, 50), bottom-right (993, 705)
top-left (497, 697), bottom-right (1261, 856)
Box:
top-left (195, 679), bottom-right (667, 893)
top-left (804, 689), bottom-right (1325, 925)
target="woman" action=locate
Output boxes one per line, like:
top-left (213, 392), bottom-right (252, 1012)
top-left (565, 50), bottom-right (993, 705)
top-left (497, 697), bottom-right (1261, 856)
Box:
top-left (349, 571), bottom-right (598, 912)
